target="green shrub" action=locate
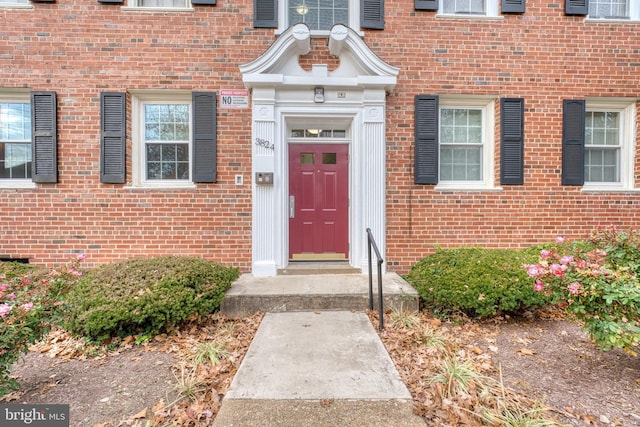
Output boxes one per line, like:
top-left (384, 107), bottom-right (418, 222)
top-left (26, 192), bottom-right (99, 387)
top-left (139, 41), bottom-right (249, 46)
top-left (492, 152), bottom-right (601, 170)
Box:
top-left (407, 248), bottom-right (548, 318)
top-left (64, 256), bottom-right (238, 342)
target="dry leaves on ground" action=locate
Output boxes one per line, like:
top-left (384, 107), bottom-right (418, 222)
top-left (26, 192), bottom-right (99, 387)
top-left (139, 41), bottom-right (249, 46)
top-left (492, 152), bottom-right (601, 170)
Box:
top-left (4, 309), bottom-right (640, 426)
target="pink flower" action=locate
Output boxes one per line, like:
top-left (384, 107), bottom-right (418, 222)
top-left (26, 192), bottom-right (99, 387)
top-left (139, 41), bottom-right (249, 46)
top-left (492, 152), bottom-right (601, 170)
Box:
top-left (526, 264), bottom-right (543, 278)
top-left (22, 278), bottom-right (29, 285)
top-left (549, 263), bottom-right (565, 276)
top-left (568, 282), bottom-right (581, 295)
top-left (77, 253), bottom-right (87, 261)
top-left (534, 281), bottom-right (544, 292)
top-left (0, 284), bottom-right (7, 292)
top-left (70, 269), bottom-right (82, 277)
top-left (555, 236), bottom-right (566, 243)
top-left (7, 293), bottom-right (16, 301)
top-left (0, 303), bottom-right (12, 317)
top-left (53, 301), bottom-right (62, 306)
top-left (20, 302), bottom-right (34, 311)
top-left (540, 249), bottom-right (551, 258)
top-left (560, 255), bottom-right (574, 265)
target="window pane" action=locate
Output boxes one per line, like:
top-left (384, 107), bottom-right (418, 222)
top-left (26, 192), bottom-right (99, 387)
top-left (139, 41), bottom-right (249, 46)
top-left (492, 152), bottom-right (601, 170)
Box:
top-left (140, 0), bottom-right (186, 7)
top-left (176, 143), bottom-right (189, 161)
top-left (162, 163), bottom-right (176, 180)
top-left (0, 0), bottom-right (29, 3)
top-left (322, 153), bottom-right (337, 164)
top-left (145, 104), bottom-right (189, 142)
top-left (0, 103), bottom-right (31, 141)
top-left (162, 144), bottom-right (176, 161)
top-left (0, 102), bottom-right (32, 179)
top-left (585, 148), bottom-right (619, 183)
top-left (586, 111), bottom-right (619, 146)
top-left (590, 0), bottom-right (628, 18)
top-left (440, 146), bottom-right (482, 181)
top-left (300, 153), bottom-right (315, 164)
top-left (289, 0), bottom-right (349, 31)
top-left (443, 0), bottom-right (485, 14)
top-left (439, 106), bottom-right (484, 182)
top-left (146, 142), bottom-right (189, 181)
top-left (0, 143), bottom-right (32, 179)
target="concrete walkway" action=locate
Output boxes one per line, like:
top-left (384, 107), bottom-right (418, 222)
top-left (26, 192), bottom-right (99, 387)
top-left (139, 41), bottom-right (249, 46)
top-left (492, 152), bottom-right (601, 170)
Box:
top-left (213, 311), bottom-right (425, 427)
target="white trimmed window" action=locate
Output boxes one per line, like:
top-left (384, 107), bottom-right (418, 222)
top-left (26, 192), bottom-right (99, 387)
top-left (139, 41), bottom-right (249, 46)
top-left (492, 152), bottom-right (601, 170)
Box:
top-left (0, 94), bottom-right (32, 183)
top-left (583, 99), bottom-right (636, 190)
top-left (437, 97), bottom-right (495, 189)
top-left (131, 92), bottom-right (194, 188)
top-left (0, 0), bottom-right (28, 4)
top-left (128, 0), bottom-right (191, 8)
top-left (438, 0), bottom-right (499, 17)
top-left (589, 0), bottom-right (639, 19)
top-left (281, 0), bottom-right (356, 32)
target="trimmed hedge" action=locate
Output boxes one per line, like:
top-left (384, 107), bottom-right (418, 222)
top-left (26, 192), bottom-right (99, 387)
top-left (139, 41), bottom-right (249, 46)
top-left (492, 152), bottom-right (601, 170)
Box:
top-left (406, 247), bottom-right (548, 318)
top-left (64, 256), bottom-right (238, 341)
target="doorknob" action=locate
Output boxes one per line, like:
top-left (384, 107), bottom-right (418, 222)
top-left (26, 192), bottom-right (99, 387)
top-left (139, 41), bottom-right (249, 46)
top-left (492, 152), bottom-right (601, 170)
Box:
top-left (289, 195), bottom-right (295, 218)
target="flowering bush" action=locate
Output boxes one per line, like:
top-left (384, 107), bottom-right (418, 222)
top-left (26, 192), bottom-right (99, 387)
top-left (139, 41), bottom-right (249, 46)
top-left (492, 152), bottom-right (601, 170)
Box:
top-left (525, 232), bottom-right (640, 355)
top-left (0, 254), bottom-right (85, 395)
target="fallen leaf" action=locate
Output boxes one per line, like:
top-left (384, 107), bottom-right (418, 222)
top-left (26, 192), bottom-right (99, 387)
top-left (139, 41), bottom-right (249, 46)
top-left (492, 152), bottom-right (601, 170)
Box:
top-left (132, 407), bottom-right (148, 420)
top-left (519, 348), bottom-right (535, 356)
top-left (488, 345), bottom-right (498, 353)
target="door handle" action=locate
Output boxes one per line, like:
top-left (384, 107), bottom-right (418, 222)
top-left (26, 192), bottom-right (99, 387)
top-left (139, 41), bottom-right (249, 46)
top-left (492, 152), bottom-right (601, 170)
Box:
top-left (289, 195), bottom-right (295, 218)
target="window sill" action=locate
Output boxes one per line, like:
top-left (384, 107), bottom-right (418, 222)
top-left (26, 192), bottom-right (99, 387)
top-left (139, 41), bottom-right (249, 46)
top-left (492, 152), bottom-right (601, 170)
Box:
top-left (0, 181), bottom-right (37, 189)
top-left (121, 6), bottom-right (194, 12)
top-left (435, 183), bottom-right (502, 192)
top-left (581, 185), bottom-right (640, 193)
top-left (435, 14), bottom-right (504, 21)
top-left (125, 182), bottom-right (197, 190)
top-left (585, 18), bottom-right (639, 23)
top-left (274, 29), bottom-right (365, 38)
top-left (0, 4), bottom-right (33, 9)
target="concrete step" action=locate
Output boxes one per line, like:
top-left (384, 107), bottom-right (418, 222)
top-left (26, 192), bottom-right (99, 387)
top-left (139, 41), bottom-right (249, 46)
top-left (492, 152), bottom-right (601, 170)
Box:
top-left (212, 311), bottom-right (425, 427)
top-left (220, 273), bottom-right (420, 317)
top-left (278, 262), bottom-right (361, 275)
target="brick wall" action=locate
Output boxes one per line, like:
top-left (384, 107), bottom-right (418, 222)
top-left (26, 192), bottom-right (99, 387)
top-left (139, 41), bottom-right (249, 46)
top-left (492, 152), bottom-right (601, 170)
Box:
top-left (1, 0), bottom-right (639, 274)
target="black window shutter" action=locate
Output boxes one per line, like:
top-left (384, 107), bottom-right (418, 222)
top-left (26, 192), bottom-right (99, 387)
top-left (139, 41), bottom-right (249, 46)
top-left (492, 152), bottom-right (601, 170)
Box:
top-left (414, 95), bottom-right (439, 185)
top-left (502, 0), bottom-right (525, 13)
top-left (566, 0), bottom-right (588, 15)
top-left (97, 0), bottom-right (123, 3)
top-left (254, 0), bottom-right (277, 28)
top-left (191, 0), bottom-right (216, 4)
top-left (31, 92), bottom-right (57, 183)
top-left (562, 99), bottom-right (585, 186)
top-left (100, 92), bottom-right (126, 184)
top-left (500, 98), bottom-right (525, 185)
top-left (192, 92), bottom-right (217, 183)
top-left (415, 0), bottom-right (438, 10)
top-left (361, 0), bottom-right (384, 29)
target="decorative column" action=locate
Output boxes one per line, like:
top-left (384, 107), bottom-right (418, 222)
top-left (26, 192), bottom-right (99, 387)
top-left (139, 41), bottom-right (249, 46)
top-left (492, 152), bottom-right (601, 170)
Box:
top-left (359, 92), bottom-right (387, 273)
top-left (251, 89), bottom-right (277, 276)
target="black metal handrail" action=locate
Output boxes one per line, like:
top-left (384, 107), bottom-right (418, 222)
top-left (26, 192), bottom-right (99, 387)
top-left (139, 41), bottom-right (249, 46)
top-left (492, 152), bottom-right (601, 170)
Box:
top-left (366, 228), bottom-right (384, 331)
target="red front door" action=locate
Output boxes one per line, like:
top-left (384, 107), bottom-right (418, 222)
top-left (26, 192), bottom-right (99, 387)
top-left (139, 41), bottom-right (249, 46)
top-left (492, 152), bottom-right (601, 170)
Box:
top-left (289, 143), bottom-right (349, 260)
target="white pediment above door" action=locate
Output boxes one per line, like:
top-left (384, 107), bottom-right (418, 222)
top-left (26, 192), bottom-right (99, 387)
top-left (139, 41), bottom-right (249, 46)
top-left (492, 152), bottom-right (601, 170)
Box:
top-left (239, 24), bottom-right (399, 91)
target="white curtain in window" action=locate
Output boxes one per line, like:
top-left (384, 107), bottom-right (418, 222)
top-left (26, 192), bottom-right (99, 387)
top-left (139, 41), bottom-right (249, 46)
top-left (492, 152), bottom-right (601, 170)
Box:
top-left (590, 0), bottom-right (628, 18)
top-left (140, 0), bottom-right (186, 7)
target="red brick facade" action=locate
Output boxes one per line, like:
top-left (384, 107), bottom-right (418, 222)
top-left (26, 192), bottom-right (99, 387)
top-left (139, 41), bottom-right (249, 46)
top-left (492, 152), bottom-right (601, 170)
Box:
top-left (1, 0), bottom-right (639, 274)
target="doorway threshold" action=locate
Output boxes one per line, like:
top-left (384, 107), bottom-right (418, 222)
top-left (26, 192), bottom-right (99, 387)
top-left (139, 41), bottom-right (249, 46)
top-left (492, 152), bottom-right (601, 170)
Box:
top-left (278, 261), bottom-right (360, 276)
